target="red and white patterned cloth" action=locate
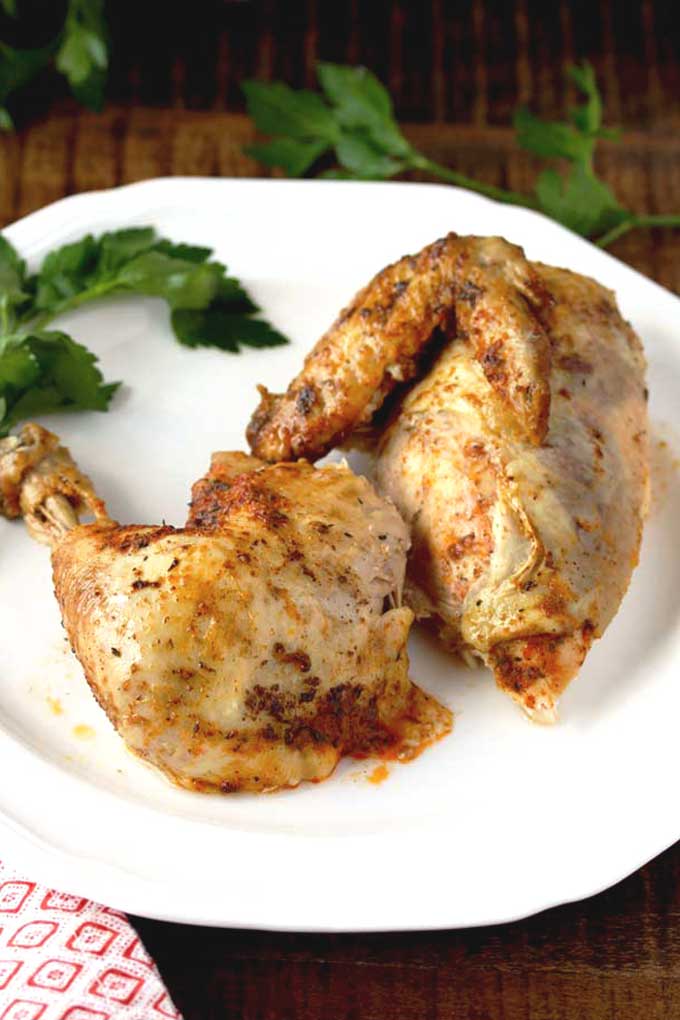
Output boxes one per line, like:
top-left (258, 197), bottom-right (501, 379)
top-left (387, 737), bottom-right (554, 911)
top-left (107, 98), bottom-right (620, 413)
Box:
top-left (0, 859), bottom-right (182, 1020)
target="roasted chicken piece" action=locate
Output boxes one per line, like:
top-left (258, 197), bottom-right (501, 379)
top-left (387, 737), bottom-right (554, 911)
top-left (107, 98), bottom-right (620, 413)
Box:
top-left (0, 422), bottom-right (109, 540)
top-left (248, 235), bottom-right (552, 461)
top-left (1, 425), bottom-right (450, 793)
top-left (377, 264), bottom-right (648, 720)
top-left (247, 235), bottom-right (649, 722)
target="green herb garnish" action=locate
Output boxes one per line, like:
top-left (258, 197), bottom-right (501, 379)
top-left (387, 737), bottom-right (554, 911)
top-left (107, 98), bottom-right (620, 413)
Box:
top-left (0, 0), bottom-right (108, 127)
top-left (0, 226), bottom-right (288, 435)
top-left (55, 0), bottom-right (108, 112)
top-left (243, 61), bottom-right (680, 248)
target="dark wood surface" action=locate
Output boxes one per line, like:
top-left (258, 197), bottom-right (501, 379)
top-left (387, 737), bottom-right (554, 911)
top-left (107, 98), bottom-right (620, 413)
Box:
top-left (132, 840), bottom-right (680, 1019)
top-left (2, 2), bottom-right (679, 1017)
top-left (2, 0), bottom-right (680, 291)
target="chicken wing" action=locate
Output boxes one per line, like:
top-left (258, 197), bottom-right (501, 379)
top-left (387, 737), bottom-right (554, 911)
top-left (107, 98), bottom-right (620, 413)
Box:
top-left (1, 425), bottom-right (450, 792)
top-left (247, 234), bottom-right (552, 461)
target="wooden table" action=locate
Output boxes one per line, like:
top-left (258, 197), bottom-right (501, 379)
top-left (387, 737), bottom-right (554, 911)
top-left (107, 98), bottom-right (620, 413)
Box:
top-left (2, 2), bottom-right (679, 1016)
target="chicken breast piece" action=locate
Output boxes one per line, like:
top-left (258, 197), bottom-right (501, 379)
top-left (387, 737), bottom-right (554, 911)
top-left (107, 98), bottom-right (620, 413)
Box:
top-left (376, 264), bottom-right (648, 720)
top-left (246, 234), bottom-right (649, 721)
top-left (247, 234), bottom-right (552, 461)
top-left (47, 447), bottom-right (450, 792)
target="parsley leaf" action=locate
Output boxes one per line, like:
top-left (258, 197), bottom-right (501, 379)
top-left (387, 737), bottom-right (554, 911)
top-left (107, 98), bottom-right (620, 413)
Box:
top-left (26, 227), bottom-right (288, 349)
top-left (0, 0), bottom-right (109, 124)
top-left (55, 0), bottom-right (108, 111)
top-left (243, 60), bottom-right (680, 247)
top-left (316, 62), bottom-right (413, 159)
top-left (513, 106), bottom-right (592, 163)
top-left (97, 226), bottom-right (157, 272)
top-left (0, 329), bottom-right (118, 436)
top-left (244, 63), bottom-right (413, 178)
top-left (247, 137), bottom-right (330, 177)
top-left (0, 38), bottom-right (56, 130)
top-left (0, 226), bottom-right (288, 434)
top-left (114, 251), bottom-right (225, 309)
top-left (335, 132), bottom-right (406, 179)
top-left (0, 234), bottom-right (30, 329)
top-left (151, 240), bottom-right (213, 264)
top-left (535, 165), bottom-right (626, 238)
top-left (172, 309), bottom-right (289, 352)
top-left (514, 61), bottom-right (629, 239)
top-left (32, 234), bottom-right (101, 314)
top-left (243, 80), bottom-right (340, 144)
top-left (566, 63), bottom-right (622, 140)
top-left (243, 63), bottom-right (538, 208)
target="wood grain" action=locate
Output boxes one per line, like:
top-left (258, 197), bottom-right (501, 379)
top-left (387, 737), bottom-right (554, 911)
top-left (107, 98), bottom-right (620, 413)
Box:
top-left (1, 2), bottom-right (678, 1017)
top-left (1, 0), bottom-right (680, 292)
top-left (3, 107), bottom-right (680, 292)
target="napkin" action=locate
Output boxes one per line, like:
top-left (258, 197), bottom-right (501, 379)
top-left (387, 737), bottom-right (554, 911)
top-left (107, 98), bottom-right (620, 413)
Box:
top-left (0, 859), bottom-right (182, 1020)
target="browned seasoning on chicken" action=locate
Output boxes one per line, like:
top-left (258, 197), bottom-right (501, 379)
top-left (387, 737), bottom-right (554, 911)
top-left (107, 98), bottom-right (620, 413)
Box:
top-left (247, 236), bottom-right (649, 722)
top-left (0, 426), bottom-right (451, 793)
top-left (247, 234), bottom-right (553, 462)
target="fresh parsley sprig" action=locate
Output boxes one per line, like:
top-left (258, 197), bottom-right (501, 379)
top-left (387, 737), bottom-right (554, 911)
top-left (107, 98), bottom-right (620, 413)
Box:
top-left (0, 0), bottom-right (108, 128)
top-left (0, 226), bottom-right (288, 435)
top-left (513, 63), bottom-right (624, 238)
top-left (0, 234), bottom-right (117, 434)
top-left (243, 61), bottom-right (680, 248)
top-left (243, 63), bottom-right (532, 209)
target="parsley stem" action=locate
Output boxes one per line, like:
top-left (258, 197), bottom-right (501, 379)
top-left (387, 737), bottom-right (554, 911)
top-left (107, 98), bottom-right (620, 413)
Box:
top-left (0, 297), bottom-right (9, 336)
top-left (409, 154), bottom-right (538, 210)
top-left (595, 214), bottom-right (680, 248)
top-left (29, 280), bottom-right (120, 330)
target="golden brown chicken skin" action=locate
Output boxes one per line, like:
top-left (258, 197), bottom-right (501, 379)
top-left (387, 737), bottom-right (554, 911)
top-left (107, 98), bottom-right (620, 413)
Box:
top-left (377, 264), bottom-right (648, 720)
top-left (1, 426), bottom-right (450, 793)
top-left (247, 237), bottom-right (649, 722)
top-left (247, 234), bottom-right (553, 461)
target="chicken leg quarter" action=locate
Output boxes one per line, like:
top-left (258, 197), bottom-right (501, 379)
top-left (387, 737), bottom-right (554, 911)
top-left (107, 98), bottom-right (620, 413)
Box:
top-left (1, 425), bottom-right (450, 792)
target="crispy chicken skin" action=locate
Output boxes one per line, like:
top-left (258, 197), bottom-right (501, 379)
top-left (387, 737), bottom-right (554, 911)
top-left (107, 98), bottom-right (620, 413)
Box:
top-left (2, 426), bottom-right (450, 793)
top-left (247, 237), bottom-right (649, 721)
top-left (247, 234), bottom-right (552, 461)
top-left (376, 265), bottom-right (648, 720)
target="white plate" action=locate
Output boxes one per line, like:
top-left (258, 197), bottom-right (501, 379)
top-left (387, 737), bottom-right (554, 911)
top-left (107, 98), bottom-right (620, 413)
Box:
top-left (1, 177), bottom-right (679, 932)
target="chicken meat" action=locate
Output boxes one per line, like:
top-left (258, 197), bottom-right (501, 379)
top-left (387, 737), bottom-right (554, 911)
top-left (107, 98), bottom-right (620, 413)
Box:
top-left (247, 235), bottom-right (649, 721)
top-left (248, 234), bottom-right (552, 461)
top-left (1, 425), bottom-right (451, 792)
